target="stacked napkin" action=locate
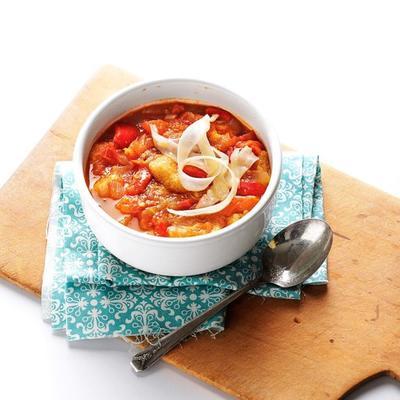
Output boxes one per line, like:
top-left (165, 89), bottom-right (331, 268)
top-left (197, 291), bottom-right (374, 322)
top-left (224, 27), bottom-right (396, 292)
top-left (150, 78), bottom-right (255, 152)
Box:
top-left (42, 153), bottom-right (327, 341)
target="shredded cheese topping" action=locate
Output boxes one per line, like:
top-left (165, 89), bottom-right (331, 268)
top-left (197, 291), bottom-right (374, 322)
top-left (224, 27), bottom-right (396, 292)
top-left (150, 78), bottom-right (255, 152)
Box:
top-left (150, 114), bottom-right (259, 216)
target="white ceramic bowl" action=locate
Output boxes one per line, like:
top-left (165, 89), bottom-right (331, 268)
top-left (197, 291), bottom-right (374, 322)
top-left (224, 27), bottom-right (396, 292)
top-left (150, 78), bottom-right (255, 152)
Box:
top-left (73, 79), bottom-right (281, 276)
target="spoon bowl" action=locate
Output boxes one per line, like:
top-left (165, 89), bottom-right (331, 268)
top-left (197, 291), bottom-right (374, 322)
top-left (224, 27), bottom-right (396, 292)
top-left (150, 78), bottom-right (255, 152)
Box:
top-left (262, 219), bottom-right (333, 287)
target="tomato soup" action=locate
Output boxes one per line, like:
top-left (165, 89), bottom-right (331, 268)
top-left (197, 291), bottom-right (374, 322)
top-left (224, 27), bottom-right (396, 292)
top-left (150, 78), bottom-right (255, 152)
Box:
top-left (87, 101), bottom-right (270, 238)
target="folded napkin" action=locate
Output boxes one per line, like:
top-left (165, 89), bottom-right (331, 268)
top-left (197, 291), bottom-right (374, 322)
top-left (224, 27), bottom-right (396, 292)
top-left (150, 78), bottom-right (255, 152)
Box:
top-left (42, 153), bottom-right (327, 341)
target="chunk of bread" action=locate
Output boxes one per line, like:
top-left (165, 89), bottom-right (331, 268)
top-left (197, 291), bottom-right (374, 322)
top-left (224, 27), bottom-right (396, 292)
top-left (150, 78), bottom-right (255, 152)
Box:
top-left (149, 155), bottom-right (187, 193)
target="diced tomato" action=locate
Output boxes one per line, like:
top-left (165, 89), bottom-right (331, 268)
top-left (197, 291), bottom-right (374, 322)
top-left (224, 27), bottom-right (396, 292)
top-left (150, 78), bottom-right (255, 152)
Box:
top-left (207, 129), bottom-right (237, 152)
top-left (141, 119), bottom-right (169, 135)
top-left (126, 168), bottom-right (152, 195)
top-left (237, 181), bottom-right (266, 196)
top-left (115, 197), bottom-right (144, 215)
top-left (113, 124), bottom-right (139, 149)
top-left (171, 103), bottom-right (185, 115)
top-left (102, 143), bottom-right (120, 164)
top-left (167, 119), bottom-right (190, 136)
top-left (124, 135), bottom-right (154, 160)
top-left (153, 220), bottom-right (170, 237)
top-left (182, 165), bottom-right (208, 179)
top-left (174, 198), bottom-right (197, 210)
top-left (92, 162), bottom-right (106, 175)
top-left (205, 106), bottom-right (232, 122)
top-left (90, 142), bottom-right (110, 163)
top-left (235, 131), bottom-right (258, 142)
top-left (90, 142), bottom-right (130, 168)
top-left (219, 196), bottom-right (259, 217)
top-left (235, 140), bottom-right (264, 156)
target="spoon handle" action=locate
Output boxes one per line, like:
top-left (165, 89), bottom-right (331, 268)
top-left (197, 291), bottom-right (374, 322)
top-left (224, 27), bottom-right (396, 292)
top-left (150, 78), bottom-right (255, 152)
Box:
top-left (130, 279), bottom-right (257, 372)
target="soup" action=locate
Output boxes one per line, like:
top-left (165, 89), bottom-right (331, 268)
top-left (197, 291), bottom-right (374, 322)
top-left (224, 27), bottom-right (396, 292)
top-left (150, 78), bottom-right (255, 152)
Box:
top-left (87, 101), bottom-right (271, 238)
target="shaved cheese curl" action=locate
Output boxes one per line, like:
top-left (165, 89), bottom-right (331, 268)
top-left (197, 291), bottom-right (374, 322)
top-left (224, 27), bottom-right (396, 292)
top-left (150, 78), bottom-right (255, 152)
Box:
top-left (209, 114), bottom-right (219, 122)
top-left (168, 156), bottom-right (239, 216)
top-left (230, 146), bottom-right (259, 178)
top-left (177, 115), bottom-right (219, 176)
top-left (150, 124), bottom-right (178, 160)
top-left (196, 146), bottom-right (259, 209)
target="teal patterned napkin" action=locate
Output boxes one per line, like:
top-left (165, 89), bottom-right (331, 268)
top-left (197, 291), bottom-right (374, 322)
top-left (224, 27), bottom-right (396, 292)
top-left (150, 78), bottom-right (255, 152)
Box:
top-left (42, 153), bottom-right (327, 341)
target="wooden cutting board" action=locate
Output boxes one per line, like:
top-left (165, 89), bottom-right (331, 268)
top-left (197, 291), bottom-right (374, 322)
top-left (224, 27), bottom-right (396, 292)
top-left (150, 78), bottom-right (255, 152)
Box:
top-left (1, 65), bottom-right (399, 400)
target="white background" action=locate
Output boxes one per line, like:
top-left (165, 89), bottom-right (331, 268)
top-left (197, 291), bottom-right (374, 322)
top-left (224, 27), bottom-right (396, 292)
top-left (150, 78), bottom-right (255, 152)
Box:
top-left (0, 1), bottom-right (399, 399)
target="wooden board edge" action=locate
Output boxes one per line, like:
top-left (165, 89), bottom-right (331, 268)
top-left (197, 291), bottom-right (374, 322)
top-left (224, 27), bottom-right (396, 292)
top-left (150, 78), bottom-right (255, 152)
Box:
top-left (339, 370), bottom-right (400, 399)
top-left (0, 269), bottom-right (41, 297)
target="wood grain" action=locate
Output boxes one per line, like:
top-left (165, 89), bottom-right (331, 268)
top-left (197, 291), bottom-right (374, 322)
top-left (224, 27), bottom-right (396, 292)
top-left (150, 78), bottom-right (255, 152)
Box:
top-left (1, 65), bottom-right (399, 400)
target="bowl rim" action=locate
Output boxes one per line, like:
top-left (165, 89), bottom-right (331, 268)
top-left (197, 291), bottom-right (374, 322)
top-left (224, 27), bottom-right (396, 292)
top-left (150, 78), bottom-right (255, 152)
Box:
top-left (73, 78), bottom-right (282, 244)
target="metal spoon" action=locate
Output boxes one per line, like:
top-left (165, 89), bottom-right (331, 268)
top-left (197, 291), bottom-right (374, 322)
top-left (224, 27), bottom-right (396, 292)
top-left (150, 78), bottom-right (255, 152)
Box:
top-left (131, 218), bottom-right (333, 372)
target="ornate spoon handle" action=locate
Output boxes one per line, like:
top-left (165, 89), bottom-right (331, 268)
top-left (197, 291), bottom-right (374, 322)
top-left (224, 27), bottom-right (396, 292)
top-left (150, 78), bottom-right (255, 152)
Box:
top-left (131, 280), bottom-right (257, 372)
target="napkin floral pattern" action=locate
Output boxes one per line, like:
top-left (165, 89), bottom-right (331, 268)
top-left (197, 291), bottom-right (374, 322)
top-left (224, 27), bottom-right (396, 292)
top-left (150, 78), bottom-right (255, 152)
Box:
top-left (42, 154), bottom-right (327, 340)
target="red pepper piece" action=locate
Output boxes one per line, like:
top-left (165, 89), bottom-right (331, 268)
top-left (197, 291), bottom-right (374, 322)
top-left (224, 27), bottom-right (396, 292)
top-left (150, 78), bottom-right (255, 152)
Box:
top-left (175, 198), bottom-right (197, 210)
top-left (182, 165), bottom-right (208, 178)
top-left (237, 181), bottom-right (266, 196)
top-left (113, 124), bottom-right (139, 149)
top-left (219, 196), bottom-right (259, 217)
